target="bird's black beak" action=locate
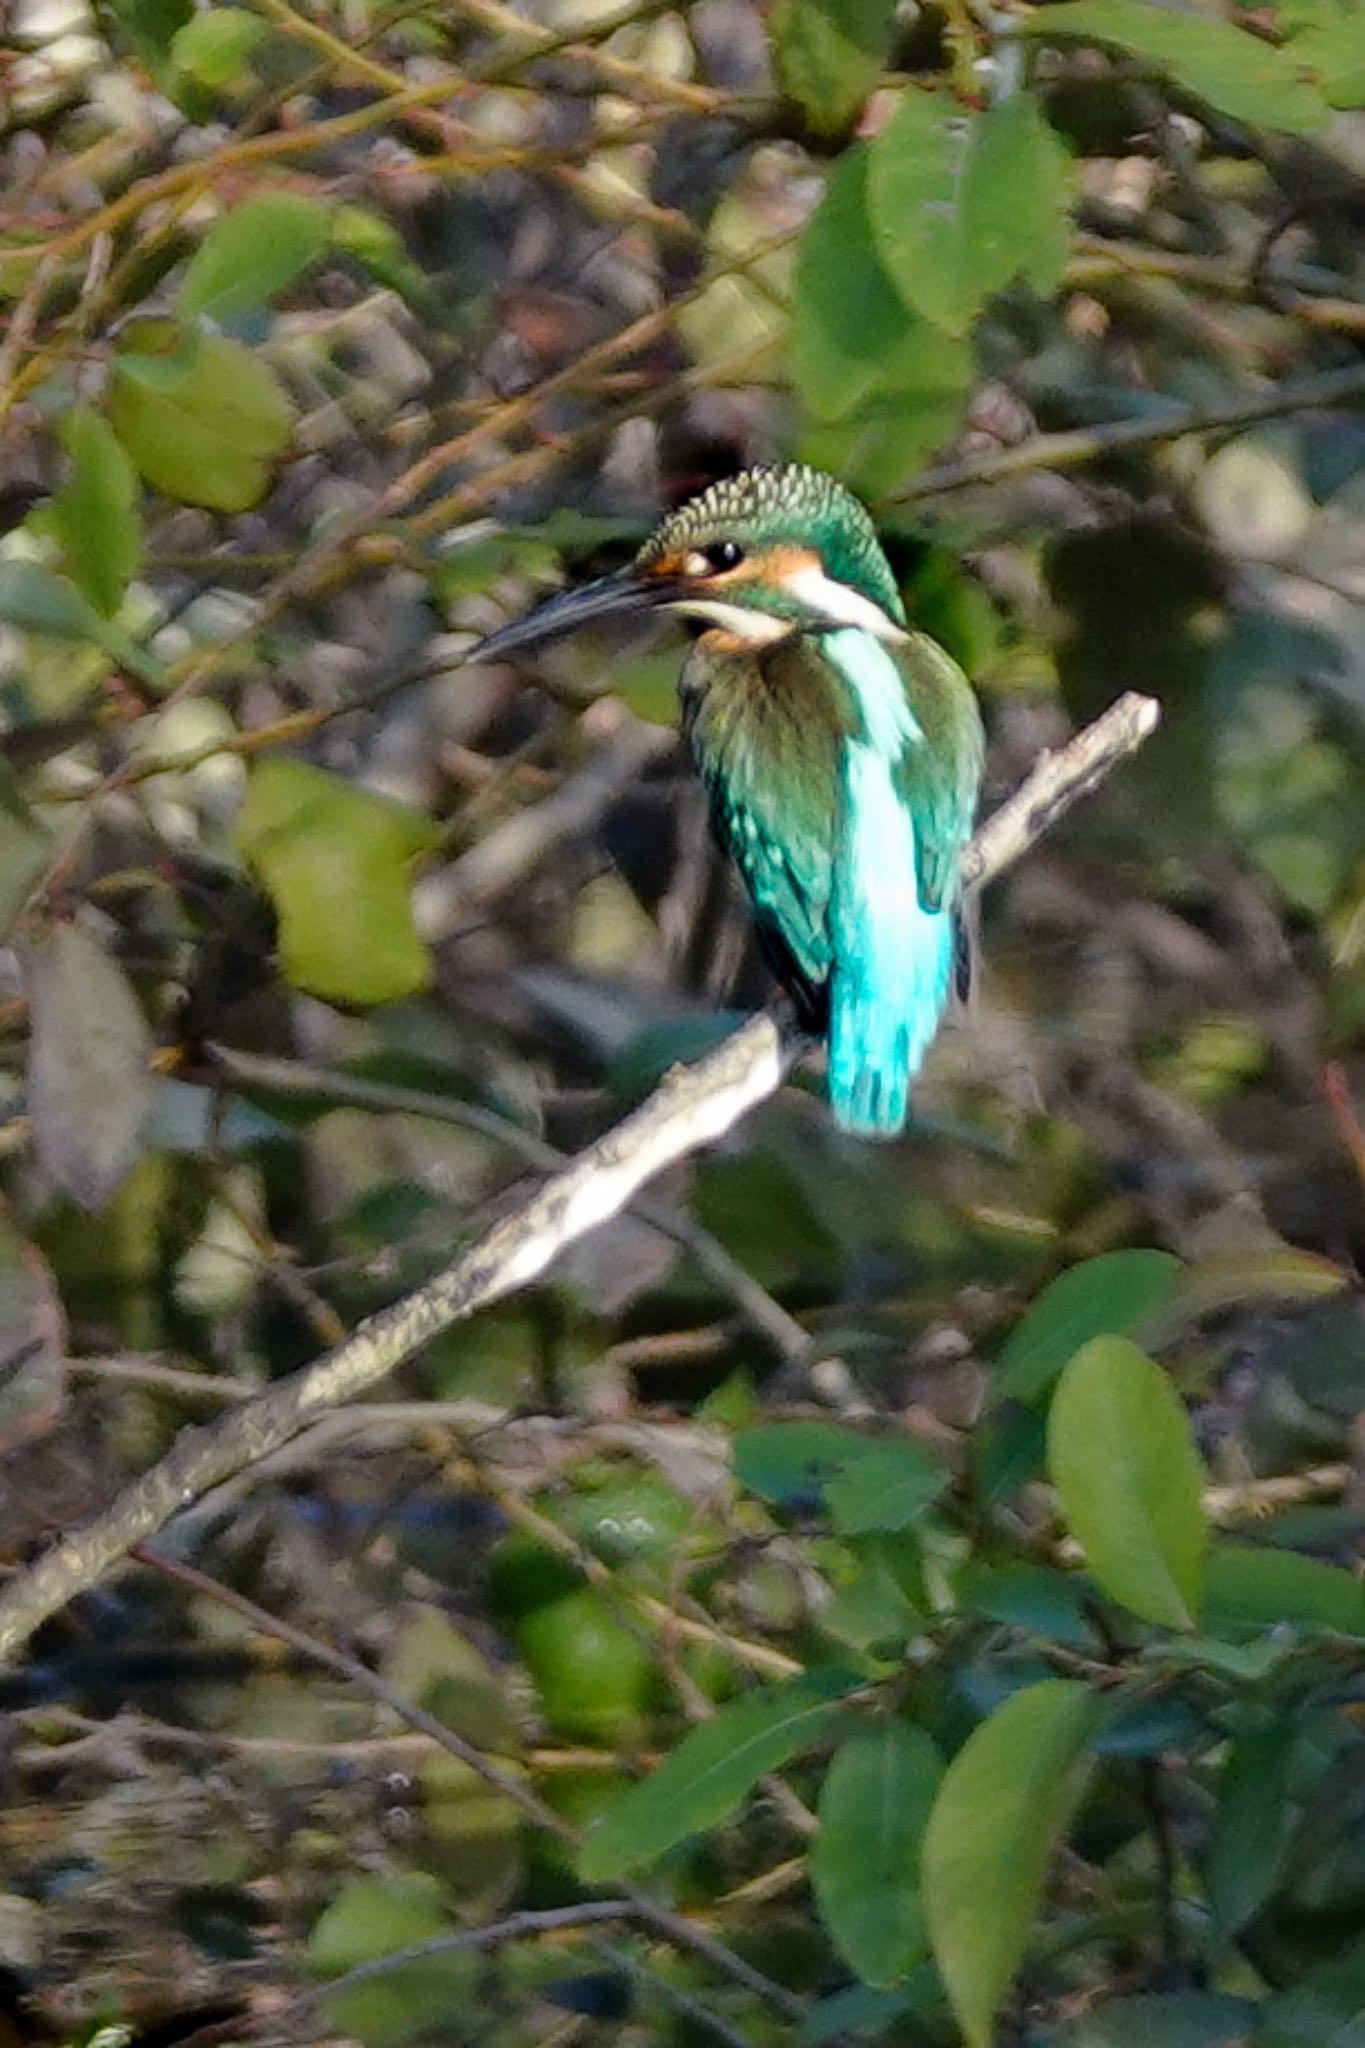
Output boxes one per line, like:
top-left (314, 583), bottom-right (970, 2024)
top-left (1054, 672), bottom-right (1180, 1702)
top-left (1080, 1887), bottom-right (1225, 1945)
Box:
top-left (473, 565), bottom-right (669, 665)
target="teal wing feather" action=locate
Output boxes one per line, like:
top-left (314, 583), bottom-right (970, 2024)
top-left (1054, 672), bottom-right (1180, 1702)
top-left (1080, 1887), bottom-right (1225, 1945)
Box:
top-left (890, 629), bottom-right (984, 916)
top-left (680, 640), bottom-right (843, 1016)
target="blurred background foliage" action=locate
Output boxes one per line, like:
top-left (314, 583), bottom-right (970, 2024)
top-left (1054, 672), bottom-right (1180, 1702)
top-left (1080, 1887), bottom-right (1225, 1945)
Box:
top-left (1, 0), bottom-right (1365, 2041)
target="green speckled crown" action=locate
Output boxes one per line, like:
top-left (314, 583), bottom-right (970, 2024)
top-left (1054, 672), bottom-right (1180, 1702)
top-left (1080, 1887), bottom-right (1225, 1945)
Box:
top-left (637, 464), bottom-right (906, 626)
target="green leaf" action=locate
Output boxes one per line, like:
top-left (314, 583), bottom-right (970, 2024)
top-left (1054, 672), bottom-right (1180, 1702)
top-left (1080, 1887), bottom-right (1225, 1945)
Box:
top-left (865, 94), bottom-right (973, 334)
top-left (1015, 0), bottom-right (1330, 135)
top-left (812, 1720), bottom-right (941, 1986)
top-left (170, 7), bottom-right (266, 87)
top-left (790, 147), bottom-right (968, 427)
top-left (734, 1421), bottom-right (879, 1506)
top-left (1202, 1541), bottom-right (1365, 1640)
top-left (1162, 1243), bottom-right (1343, 1326)
top-left (865, 90), bottom-right (1074, 335)
top-left (1206, 1714), bottom-right (1297, 1940)
top-left (578, 1669), bottom-right (856, 1881)
top-left (1285, 1), bottom-right (1365, 109)
top-left (0, 559), bottom-right (161, 688)
top-left (771, 0), bottom-right (898, 135)
top-left (309, 1874), bottom-right (477, 2048)
top-left (1067, 1992), bottom-right (1261, 2047)
top-left (962, 93), bottom-right (1075, 301)
top-left (734, 1422), bottom-right (944, 1532)
top-left (181, 193), bottom-right (331, 321)
top-left (996, 1249), bottom-right (1183, 1404)
top-left (820, 1538), bottom-right (925, 1653)
top-left (237, 759), bottom-right (438, 1007)
top-left (107, 0), bottom-right (192, 69)
top-left (1048, 1335), bottom-right (1207, 1629)
top-left (25, 921), bottom-right (153, 1209)
top-left (826, 1438), bottom-right (946, 1535)
top-left (796, 359), bottom-right (971, 499)
top-left (923, 1679), bottom-right (1098, 2048)
top-left (959, 1561), bottom-right (1096, 1649)
top-left (110, 322), bottom-right (294, 513)
top-left (0, 769), bottom-right (51, 939)
top-left (51, 406), bottom-right (141, 617)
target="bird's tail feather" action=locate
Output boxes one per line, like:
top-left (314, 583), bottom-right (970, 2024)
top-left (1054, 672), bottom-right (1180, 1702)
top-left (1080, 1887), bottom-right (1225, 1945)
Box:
top-left (827, 898), bottom-right (955, 1139)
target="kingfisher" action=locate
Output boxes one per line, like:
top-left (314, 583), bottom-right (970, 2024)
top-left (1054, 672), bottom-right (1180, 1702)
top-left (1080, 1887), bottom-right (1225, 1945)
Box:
top-left (474, 464), bottom-right (984, 1137)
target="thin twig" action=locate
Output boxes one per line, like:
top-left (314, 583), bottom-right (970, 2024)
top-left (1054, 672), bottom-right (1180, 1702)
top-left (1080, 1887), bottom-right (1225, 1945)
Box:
top-left (316, 1903), bottom-right (635, 1993)
top-left (132, 1549), bottom-right (806, 2025)
top-left (897, 363), bottom-right (1365, 502)
top-left (0, 694), bottom-right (1159, 1669)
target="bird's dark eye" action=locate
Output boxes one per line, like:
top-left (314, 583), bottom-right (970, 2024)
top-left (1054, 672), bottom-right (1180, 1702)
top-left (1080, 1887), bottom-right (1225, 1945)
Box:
top-left (701, 539), bottom-right (744, 573)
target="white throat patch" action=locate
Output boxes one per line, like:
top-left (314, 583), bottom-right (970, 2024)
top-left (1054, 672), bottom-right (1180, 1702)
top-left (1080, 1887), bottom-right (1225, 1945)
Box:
top-left (781, 565), bottom-right (906, 641)
top-left (671, 597), bottom-right (792, 644)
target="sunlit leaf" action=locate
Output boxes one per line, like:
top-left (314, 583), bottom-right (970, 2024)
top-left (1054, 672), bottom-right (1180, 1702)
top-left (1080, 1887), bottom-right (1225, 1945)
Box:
top-left (237, 759), bottom-right (438, 1006)
top-left (1048, 1336), bottom-right (1207, 1629)
top-left (579, 1669), bottom-right (856, 1881)
top-left (865, 91), bottom-right (1074, 335)
top-left (772, 0), bottom-right (897, 135)
top-left (996, 1249), bottom-right (1183, 1404)
top-left (813, 1720), bottom-right (941, 1986)
top-left (51, 406), bottom-right (141, 616)
top-left (924, 1679), bottom-right (1098, 2048)
top-left (1016, 0), bottom-right (1329, 134)
top-left (25, 921), bottom-right (152, 1209)
top-left (170, 7), bottom-right (266, 87)
top-left (111, 321), bottom-right (294, 513)
top-left (181, 193), bottom-right (331, 321)
top-left (1284, 0), bottom-right (1365, 108)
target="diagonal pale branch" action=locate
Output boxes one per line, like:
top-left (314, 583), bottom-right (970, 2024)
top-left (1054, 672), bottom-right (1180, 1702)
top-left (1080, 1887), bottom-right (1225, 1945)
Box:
top-left (0, 691), bottom-right (1159, 1670)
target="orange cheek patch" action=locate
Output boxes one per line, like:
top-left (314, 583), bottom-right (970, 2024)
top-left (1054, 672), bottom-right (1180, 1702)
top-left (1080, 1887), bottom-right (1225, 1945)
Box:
top-left (666, 543), bottom-right (822, 589)
top-left (645, 552), bottom-right (691, 582)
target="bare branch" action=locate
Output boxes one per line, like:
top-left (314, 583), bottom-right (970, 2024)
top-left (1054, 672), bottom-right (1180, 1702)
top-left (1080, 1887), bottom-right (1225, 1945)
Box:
top-left (0, 692), bottom-right (1159, 1669)
top-left (899, 363), bottom-right (1365, 502)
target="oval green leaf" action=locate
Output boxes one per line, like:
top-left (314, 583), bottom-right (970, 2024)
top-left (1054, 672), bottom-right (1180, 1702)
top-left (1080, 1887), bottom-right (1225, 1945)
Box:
top-left (578, 1669), bottom-right (855, 1882)
top-left (52, 406), bottom-right (141, 617)
top-left (170, 7), bottom-right (266, 87)
top-left (825, 1437), bottom-right (946, 1535)
top-left (996, 1249), bottom-right (1183, 1404)
top-left (111, 325), bottom-right (294, 513)
top-left (865, 90), bottom-right (1074, 335)
top-left (734, 1420), bottom-right (877, 1505)
top-left (180, 192), bottom-right (331, 321)
top-left (923, 1679), bottom-right (1098, 2048)
top-left (1015, 0), bottom-right (1329, 136)
top-left (1202, 1541), bottom-right (1365, 1641)
top-left (772, 0), bottom-right (898, 136)
top-left (1206, 1713), bottom-right (1297, 1940)
top-left (812, 1720), bottom-right (941, 1986)
top-left (237, 759), bottom-right (438, 1007)
top-left (1048, 1335), bottom-right (1207, 1629)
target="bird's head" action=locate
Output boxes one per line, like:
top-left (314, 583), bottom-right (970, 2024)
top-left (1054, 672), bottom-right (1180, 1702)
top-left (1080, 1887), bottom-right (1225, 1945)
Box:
top-left (473, 464), bottom-right (907, 666)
